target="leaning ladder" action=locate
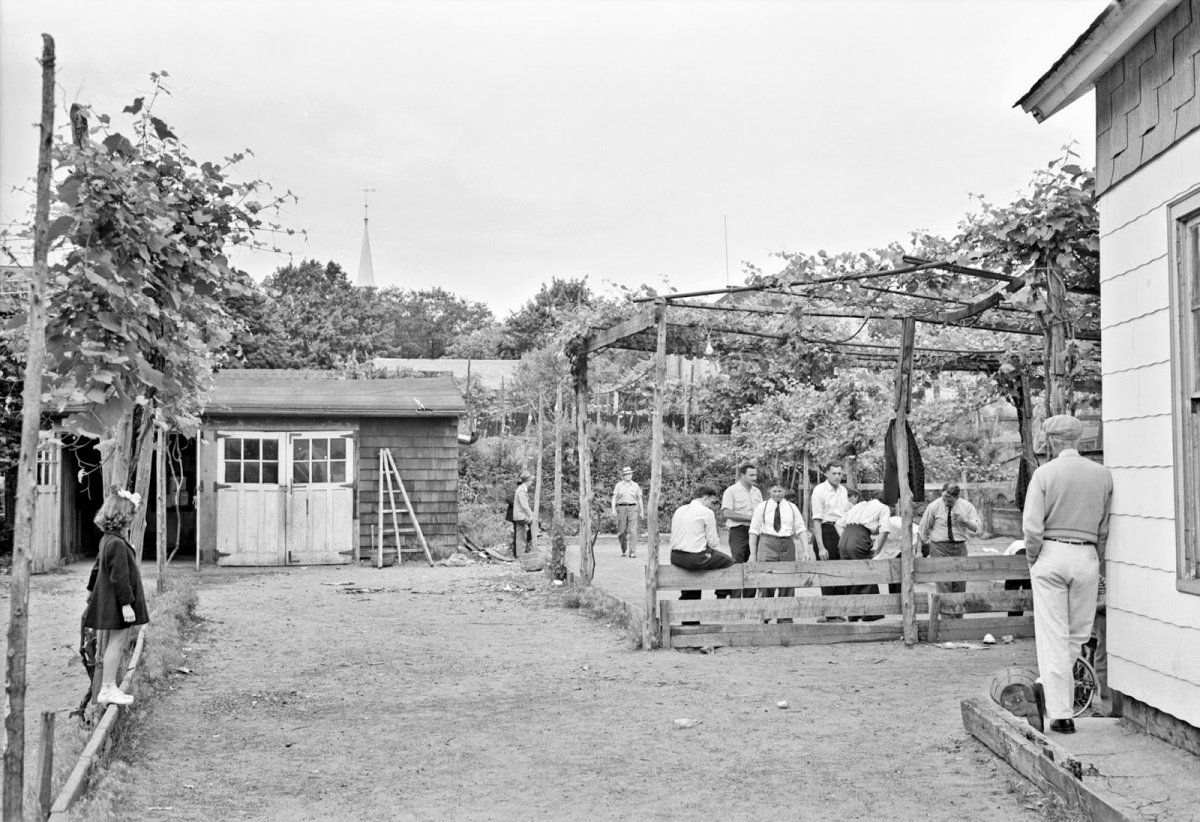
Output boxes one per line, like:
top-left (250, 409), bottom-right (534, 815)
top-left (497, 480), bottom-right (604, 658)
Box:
top-left (377, 448), bottom-right (434, 567)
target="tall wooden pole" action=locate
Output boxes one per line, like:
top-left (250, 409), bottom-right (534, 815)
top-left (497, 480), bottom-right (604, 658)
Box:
top-left (4, 34), bottom-right (55, 821)
top-left (532, 390), bottom-right (545, 548)
top-left (575, 352), bottom-right (594, 582)
top-left (894, 317), bottom-right (918, 646)
top-left (643, 302), bottom-right (668, 649)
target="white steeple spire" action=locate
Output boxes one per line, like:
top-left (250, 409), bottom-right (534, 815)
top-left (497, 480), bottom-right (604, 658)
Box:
top-left (356, 188), bottom-right (376, 287)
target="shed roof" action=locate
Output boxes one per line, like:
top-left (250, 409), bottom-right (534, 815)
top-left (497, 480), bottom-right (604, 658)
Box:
top-left (204, 371), bottom-right (466, 417)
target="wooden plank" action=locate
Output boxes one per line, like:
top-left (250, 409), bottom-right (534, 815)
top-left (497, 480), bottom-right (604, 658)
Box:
top-left (928, 594), bottom-right (941, 643)
top-left (659, 601), bottom-right (673, 649)
top-left (920, 615), bottom-right (1036, 642)
top-left (961, 697), bottom-right (1130, 822)
top-left (936, 591), bottom-right (1034, 614)
top-left (670, 620), bottom-right (903, 648)
top-left (665, 593), bottom-right (922, 622)
top-left (581, 304), bottom-right (659, 355)
top-left (914, 555), bottom-right (1030, 583)
top-left (656, 559), bottom-right (898, 590)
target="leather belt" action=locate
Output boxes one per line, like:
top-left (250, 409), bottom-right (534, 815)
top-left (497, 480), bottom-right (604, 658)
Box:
top-left (1050, 538), bottom-right (1094, 546)
top-left (616, 503), bottom-right (637, 507)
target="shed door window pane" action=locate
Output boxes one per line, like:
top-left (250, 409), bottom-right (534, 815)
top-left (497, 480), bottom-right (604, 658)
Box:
top-left (292, 436), bottom-right (350, 485)
top-left (221, 436), bottom-right (282, 485)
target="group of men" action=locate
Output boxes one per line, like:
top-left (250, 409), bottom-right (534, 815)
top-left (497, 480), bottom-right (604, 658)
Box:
top-left (664, 462), bottom-right (980, 619)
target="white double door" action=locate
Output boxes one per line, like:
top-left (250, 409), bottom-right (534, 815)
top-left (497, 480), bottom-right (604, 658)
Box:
top-left (215, 430), bottom-right (354, 566)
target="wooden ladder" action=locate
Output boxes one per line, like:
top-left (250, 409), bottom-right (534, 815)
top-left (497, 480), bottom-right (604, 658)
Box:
top-left (377, 448), bottom-right (434, 567)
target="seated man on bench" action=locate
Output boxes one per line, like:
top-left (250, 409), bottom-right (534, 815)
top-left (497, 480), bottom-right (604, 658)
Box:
top-left (670, 485), bottom-right (735, 614)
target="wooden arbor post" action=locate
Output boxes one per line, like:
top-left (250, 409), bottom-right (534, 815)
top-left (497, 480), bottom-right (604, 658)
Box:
top-left (575, 350), bottom-right (595, 583)
top-left (894, 317), bottom-right (919, 645)
top-left (4, 34), bottom-right (55, 822)
top-left (643, 301), bottom-right (668, 649)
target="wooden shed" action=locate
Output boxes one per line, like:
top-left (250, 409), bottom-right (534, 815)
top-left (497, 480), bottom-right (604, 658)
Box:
top-left (26, 371), bottom-right (465, 570)
top-left (199, 370), bottom-right (465, 565)
top-left (1019, 0), bottom-right (1200, 750)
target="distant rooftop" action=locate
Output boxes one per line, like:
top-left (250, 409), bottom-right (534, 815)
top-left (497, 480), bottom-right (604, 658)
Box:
top-left (372, 358), bottom-right (521, 390)
top-left (206, 370), bottom-right (465, 417)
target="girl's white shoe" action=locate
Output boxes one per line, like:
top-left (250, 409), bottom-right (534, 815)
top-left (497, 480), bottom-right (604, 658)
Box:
top-left (97, 684), bottom-right (134, 706)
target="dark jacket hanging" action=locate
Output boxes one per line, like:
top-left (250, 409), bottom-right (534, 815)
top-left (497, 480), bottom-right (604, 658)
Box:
top-left (882, 418), bottom-right (926, 505)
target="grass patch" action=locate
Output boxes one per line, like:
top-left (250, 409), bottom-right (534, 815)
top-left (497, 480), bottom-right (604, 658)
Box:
top-left (36, 576), bottom-right (200, 821)
top-left (555, 582), bottom-right (642, 648)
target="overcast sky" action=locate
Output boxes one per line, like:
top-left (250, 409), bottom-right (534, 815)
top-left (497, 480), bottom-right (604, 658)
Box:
top-left (1, 0), bottom-right (1106, 317)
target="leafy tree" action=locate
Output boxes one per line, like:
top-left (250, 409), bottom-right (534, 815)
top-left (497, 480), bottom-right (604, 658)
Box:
top-left (501, 276), bottom-right (596, 356)
top-left (13, 75), bottom-right (291, 531)
top-left (390, 287), bottom-right (494, 359)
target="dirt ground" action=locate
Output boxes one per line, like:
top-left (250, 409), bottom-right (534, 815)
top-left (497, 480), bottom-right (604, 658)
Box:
top-left (0, 553), bottom-right (1067, 822)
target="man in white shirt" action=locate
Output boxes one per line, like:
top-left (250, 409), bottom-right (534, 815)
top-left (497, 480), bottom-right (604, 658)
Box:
top-left (836, 493), bottom-right (896, 621)
top-left (749, 485), bottom-right (810, 613)
top-left (669, 485), bottom-right (734, 603)
top-left (918, 482), bottom-right (983, 606)
top-left (811, 463), bottom-right (852, 608)
top-left (610, 466), bottom-right (644, 558)
top-left (721, 463), bottom-right (762, 599)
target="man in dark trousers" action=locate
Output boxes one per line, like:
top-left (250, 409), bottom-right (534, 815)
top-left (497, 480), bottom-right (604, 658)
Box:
top-left (1023, 415), bottom-right (1113, 734)
top-left (670, 485), bottom-right (734, 608)
top-left (721, 463), bottom-right (761, 598)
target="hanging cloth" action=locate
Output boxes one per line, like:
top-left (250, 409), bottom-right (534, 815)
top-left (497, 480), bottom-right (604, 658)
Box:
top-left (882, 418), bottom-right (926, 505)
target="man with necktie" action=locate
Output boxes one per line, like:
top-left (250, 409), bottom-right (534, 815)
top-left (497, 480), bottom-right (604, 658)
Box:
top-left (918, 481), bottom-right (982, 614)
top-left (749, 484), bottom-right (810, 619)
top-left (610, 466), bottom-right (644, 558)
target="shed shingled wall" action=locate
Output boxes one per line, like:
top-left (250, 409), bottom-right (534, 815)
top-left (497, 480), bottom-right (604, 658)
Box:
top-left (357, 418), bottom-right (460, 557)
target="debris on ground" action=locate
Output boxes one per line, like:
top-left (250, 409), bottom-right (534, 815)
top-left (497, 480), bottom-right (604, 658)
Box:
top-left (982, 633), bottom-right (997, 644)
top-left (776, 700), bottom-right (789, 709)
top-left (437, 553), bottom-right (475, 567)
top-left (1001, 635), bottom-right (1015, 644)
top-left (673, 718), bottom-right (700, 729)
top-left (934, 641), bottom-right (990, 650)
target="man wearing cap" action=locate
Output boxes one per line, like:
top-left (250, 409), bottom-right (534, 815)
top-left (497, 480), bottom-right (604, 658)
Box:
top-left (611, 466), bottom-right (644, 558)
top-left (918, 481), bottom-right (983, 613)
top-left (721, 463), bottom-right (762, 598)
top-left (511, 470), bottom-right (535, 557)
top-left (1023, 414), bottom-right (1112, 734)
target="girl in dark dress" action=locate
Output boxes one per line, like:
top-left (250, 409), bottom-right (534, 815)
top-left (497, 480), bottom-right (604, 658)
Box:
top-left (84, 488), bottom-right (150, 706)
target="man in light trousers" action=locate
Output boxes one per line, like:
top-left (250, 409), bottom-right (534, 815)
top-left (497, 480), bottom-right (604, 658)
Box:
top-left (1022, 414), bottom-right (1112, 734)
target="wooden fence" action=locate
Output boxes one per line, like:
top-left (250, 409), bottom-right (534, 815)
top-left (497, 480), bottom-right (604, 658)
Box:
top-left (657, 555), bottom-right (1032, 649)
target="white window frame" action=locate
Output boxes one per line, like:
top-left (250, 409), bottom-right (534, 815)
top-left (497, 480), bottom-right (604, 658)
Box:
top-left (1169, 188), bottom-right (1200, 596)
top-left (216, 431), bottom-right (286, 488)
top-left (288, 431), bottom-right (355, 487)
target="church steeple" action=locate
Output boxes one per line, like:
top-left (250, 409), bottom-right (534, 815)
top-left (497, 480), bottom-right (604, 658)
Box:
top-left (356, 188), bottom-right (376, 287)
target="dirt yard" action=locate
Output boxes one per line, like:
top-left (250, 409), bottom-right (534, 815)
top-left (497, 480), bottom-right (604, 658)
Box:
top-left (0, 555), bottom-right (1058, 822)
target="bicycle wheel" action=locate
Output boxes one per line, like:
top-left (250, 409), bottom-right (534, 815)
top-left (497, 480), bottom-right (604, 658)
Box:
top-left (1072, 656), bottom-right (1098, 717)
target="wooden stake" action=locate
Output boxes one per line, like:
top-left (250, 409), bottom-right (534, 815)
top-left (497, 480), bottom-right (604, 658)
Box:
top-left (533, 389), bottom-right (544, 548)
top-left (156, 427), bottom-right (167, 594)
top-left (4, 35), bottom-right (55, 821)
top-left (37, 710), bottom-right (54, 817)
top-left (644, 302), bottom-right (667, 649)
top-left (894, 317), bottom-right (918, 646)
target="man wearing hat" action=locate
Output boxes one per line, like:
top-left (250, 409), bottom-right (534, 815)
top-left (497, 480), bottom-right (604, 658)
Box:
top-left (511, 469), bottom-right (535, 556)
top-left (610, 466), bottom-right (644, 558)
top-left (1023, 414), bottom-right (1113, 734)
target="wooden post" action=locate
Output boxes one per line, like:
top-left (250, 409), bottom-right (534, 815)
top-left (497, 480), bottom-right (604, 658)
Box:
top-left (553, 376), bottom-right (564, 531)
top-left (376, 455), bottom-right (384, 568)
top-left (801, 452), bottom-right (812, 521)
top-left (4, 36), bottom-right (55, 821)
top-left (37, 710), bottom-right (54, 817)
top-left (644, 302), bottom-right (668, 649)
top-left (156, 427), bottom-right (167, 593)
top-left (1042, 268), bottom-right (1073, 417)
top-left (894, 317), bottom-right (918, 646)
top-left (533, 390), bottom-right (544, 548)
top-left (576, 352), bottom-right (594, 583)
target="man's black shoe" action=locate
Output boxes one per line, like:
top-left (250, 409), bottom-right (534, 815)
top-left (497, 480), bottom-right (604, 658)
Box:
top-left (1049, 719), bottom-right (1076, 734)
